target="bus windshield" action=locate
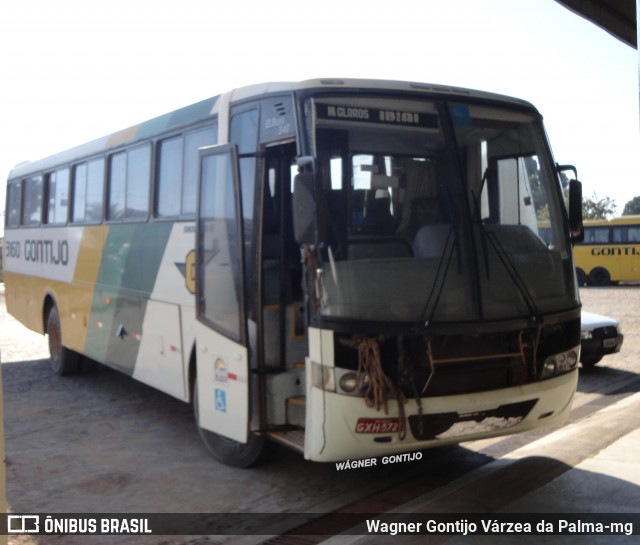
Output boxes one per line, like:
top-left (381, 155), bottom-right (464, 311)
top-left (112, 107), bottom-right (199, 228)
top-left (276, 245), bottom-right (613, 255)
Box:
top-left (306, 96), bottom-right (576, 325)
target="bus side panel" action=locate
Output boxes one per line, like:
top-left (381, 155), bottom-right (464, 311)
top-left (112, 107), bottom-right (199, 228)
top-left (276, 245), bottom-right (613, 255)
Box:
top-left (576, 245), bottom-right (623, 283)
top-left (3, 226), bottom-right (97, 347)
top-left (620, 244), bottom-right (640, 281)
top-left (610, 253), bottom-right (622, 281)
top-left (132, 222), bottom-right (197, 402)
top-left (195, 325), bottom-right (249, 443)
top-left (4, 271), bottom-right (47, 335)
top-left (68, 226), bottom-right (109, 351)
top-left (133, 300), bottom-right (185, 399)
top-left (84, 223), bottom-right (173, 373)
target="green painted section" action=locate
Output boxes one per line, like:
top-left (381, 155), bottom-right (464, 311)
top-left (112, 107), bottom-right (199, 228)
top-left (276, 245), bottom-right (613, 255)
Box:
top-left (84, 223), bottom-right (173, 374)
top-left (136, 97), bottom-right (219, 140)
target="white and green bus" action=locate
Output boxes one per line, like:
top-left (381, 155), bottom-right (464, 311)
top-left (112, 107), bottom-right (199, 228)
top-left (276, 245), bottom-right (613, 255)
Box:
top-left (4, 79), bottom-right (584, 467)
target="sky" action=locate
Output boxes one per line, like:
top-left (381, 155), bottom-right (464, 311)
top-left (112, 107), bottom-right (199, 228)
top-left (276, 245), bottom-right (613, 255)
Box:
top-left (0, 0), bottom-right (638, 233)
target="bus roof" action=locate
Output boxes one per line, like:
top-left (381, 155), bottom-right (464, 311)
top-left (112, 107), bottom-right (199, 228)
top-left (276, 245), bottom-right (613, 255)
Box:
top-left (8, 78), bottom-right (536, 180)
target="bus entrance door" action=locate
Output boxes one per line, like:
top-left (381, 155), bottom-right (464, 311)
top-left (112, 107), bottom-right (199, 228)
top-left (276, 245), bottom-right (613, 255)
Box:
top-left (194, 144), bottom-right (249, 443)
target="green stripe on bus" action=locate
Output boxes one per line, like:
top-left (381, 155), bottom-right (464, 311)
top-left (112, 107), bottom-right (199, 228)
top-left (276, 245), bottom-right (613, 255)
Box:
top-left (136, 97), bottom-right (218, 140)
top-left (84, 223), bottom-right (173, 373)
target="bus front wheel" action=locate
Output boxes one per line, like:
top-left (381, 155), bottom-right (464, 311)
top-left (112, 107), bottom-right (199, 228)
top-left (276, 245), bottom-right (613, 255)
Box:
top-left (588, 267), bottom-right (611, 287)
top-left (46, 305), bottom-right (81, 376)
top-left (192, 377), bottom-right (274, 467)
top-left (576, 268), bottom-right (587, 286)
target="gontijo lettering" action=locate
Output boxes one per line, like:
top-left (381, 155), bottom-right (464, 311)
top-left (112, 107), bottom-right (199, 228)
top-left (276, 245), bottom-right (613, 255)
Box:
top-left (591, 247), bottom-right (639, 256)
top-left (23, 239), bottom-right (69, 265)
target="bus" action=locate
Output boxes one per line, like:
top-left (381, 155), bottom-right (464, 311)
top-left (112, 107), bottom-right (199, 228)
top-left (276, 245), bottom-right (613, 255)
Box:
top-left (573, 216), bottom-right (640, 286)
top-left (3, 79), bottom-right (584, 467)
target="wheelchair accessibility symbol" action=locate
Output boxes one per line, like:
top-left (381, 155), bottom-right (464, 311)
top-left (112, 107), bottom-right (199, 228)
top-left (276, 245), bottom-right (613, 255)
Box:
top-left (214, 388), bottom-right (227, 413)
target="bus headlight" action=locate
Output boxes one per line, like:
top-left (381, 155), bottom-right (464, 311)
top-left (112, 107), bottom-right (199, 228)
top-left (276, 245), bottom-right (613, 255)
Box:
top-left (540, 347), bottom-right (579, 379)
top-left (312, 364), bottom-right (370, 396)
top-left (339, 372), bottom-right (358, 393)
top-left (311, 361), bottom-right (335, 392)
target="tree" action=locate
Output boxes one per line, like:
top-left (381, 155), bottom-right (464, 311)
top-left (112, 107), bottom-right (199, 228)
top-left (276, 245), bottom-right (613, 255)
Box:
top-left (582, 192), bottom-right (617, 220)
top-left (622, 196), bottom-right (640, 215)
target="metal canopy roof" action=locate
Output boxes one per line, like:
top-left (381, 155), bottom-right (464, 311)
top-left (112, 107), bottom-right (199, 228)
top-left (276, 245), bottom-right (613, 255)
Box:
top-left (555, 0), bottom-right (637, 48)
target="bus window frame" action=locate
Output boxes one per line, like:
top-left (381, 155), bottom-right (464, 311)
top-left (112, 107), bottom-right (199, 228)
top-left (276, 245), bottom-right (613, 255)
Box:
top-left (44, 166), bottom-right (70, 226)
top-left (70, 156), bottom-right (107, 225)
top-left (21, 175), bottom-right (44, 227)
top-left (106, 143), bottom-right (152, 223)
top-left (582, 225), bottom-right (611, 244)
top-left (196, 143), bottom-right (247, 345)
top-left (5, 180), bottom-right (22, 228)
top-left (154, 123), bottom-right (219, 221)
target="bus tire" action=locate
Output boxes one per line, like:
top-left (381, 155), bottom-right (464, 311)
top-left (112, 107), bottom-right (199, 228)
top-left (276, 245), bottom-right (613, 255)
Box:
top-left (46, 305), bottom-right (81, 376)
top-left (192, 377), bottom-right (274, 467)
top-left (575, 268), bottom-right (587, 286)
top-left (588, 267), bottom-right (611, 287)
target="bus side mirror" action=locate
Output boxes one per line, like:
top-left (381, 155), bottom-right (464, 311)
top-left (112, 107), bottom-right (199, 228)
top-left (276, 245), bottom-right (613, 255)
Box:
top-left (292, 172), bottom-right (316, 244)
top-left (569, 179), bottom-right (584, 244)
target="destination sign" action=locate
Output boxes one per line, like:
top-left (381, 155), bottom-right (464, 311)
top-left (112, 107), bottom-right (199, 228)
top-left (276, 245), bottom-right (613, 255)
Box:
top-left (316, 104), bottom-right (438, 129)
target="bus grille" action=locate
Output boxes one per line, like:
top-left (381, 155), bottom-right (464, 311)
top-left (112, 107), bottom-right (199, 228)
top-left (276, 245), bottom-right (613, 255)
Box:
top-left (408, 398), bottom-right (538, 440)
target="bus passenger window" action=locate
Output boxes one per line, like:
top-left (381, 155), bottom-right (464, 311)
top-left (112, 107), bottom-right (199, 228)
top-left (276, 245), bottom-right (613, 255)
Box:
top-left (584, 227), bottom-right (609, 244)
top-left (183, 128), bottom-right (217, 215)
top-left (73, 158), bottom-right (104, 223)
top-left (108, 145), bottom-right (151, 221)
top-left (615, 226), bottom-right (640, 244)
top-left (22, 175), bottom-right (43, 226)
top-left (156, 127), bottom-right (217, 219)
top-left (157, 136), bottom-right (183, 218)
top-left (613, 227), bottom-right (625, 243)
top-left (127, 146), bottom-right (151, 219)
top-left (46, 167), bottom-right (69, 225)
top-left (6, 181), bottom-right (21, 227)
top-left (108, 152), bottom-right (127, 220)
top-left (86, 159), bottom-right (105, 222)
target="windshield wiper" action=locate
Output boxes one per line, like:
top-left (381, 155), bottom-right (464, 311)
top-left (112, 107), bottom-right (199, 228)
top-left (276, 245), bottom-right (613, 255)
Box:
top-left (471, 167), bottom-right (542, 324)
top-left (483, 227), bottom-right (544, 326)
top-left (419, 225), bottom-right (460, 328)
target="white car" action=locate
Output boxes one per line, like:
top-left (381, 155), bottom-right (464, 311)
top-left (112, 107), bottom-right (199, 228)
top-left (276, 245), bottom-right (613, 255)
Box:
top-left (580, 311), bottom-right (624, 367)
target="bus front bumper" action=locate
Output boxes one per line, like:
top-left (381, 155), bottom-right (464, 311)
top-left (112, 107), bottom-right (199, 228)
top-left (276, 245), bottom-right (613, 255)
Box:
top-left (303, 369), bottom-right (578, 462)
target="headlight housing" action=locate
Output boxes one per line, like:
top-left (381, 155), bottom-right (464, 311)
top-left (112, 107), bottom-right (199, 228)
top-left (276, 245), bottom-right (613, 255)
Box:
top-left (540, 346), bottom-right (580, 379)
top-left (311, 362), bottom-right (371, 396)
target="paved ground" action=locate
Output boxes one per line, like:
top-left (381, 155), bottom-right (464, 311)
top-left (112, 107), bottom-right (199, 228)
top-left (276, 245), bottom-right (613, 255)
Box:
top-left (579, 285), bottom-right (639, 376)
top-left (2, 283), bottom-right (639, 544)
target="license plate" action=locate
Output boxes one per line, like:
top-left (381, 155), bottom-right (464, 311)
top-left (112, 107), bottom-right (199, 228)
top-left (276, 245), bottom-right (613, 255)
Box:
top-left (355, 418), bottom-right (400, 434)
top-left (603, 338), bottom-right (616, 348)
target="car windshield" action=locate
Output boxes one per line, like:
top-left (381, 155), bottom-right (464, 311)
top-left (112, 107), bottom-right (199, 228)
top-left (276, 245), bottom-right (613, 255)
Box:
top-left (305, 95), bottom-right (577, 325)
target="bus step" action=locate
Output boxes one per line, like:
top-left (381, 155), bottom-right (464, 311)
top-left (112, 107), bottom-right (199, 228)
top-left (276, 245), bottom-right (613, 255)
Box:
top-left (286, 395), bottom-right (306, 427)
top-left (266, 429), bottom-right (305, 452)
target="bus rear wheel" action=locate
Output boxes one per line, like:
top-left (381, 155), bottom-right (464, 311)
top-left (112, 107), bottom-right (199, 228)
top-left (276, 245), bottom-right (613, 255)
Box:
top-left (192, 377), bottom-right (274, 467)
top-left (588, 267), bottom-right (611, 287)
top-left (46, 305), bottom-right (81, 376)
top-left (575, 268), bottom-right (587, 286)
